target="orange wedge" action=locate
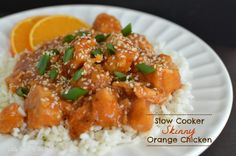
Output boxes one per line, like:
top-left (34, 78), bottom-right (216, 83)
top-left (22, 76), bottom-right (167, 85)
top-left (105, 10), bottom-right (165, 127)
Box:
top-left (29, 15), bottom-right (90, 49)
top-left (10, 16), bottom-right (46, 55)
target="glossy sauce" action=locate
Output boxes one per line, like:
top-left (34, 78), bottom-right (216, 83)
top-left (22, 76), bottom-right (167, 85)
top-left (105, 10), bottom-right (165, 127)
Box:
top-left (2, 13), bottom-right (182, 138)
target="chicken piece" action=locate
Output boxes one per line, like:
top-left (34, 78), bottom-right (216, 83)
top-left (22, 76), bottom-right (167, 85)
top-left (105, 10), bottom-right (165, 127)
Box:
top-left (24, 85), bottom-right (63, 129)
top-left (59, 100), bottom-right (74, 118)
top-left (105, 52), bottom-right (137, 73)
top-left (145, 54), bottom-right (181, 94)
top-left (5, 52), bottom-right (39, 92)
top-left (0, 103), bottom-right (24, 134)
top-left (92, 13), bottom-right (122, 33)
top-left (134, 84), bottom-right (167, 104)
top-left (76, 64), bottom-right (112, 91)
top-left (5, 70), bottom-right (24, 92)
top-left (146, 69), bottom-right (181, 94)
top-left (68, 104), bottom-right (93, 139)
top-left (128, 99), bottom-right (153, 132)
top-left (104, 34), bottom-right (138, 73)
top-left (112, 81), bottom-right (133, 97)
top-left (119, 98), bottom-right (132, 125)
top-left (70, 36), bottom-right (97, 69)
top-left (92, 88), bottom-right (122, 127)
top-left (128, 33), bottom-right (154, 54)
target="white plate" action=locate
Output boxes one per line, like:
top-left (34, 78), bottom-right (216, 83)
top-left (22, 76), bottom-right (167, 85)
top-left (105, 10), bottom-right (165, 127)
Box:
top-left (0, 5), bottom-right (233, 156)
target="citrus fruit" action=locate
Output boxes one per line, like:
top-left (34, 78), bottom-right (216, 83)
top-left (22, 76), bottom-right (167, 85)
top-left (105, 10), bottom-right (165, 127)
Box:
top-left (10, 16), bottom-right (46, 55)
top-left (29, 15), bottom-right (89, 49)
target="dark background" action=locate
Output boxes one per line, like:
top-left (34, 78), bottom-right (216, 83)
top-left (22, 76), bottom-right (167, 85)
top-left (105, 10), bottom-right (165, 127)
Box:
top-left (0, 0), bottom-right (235, 155)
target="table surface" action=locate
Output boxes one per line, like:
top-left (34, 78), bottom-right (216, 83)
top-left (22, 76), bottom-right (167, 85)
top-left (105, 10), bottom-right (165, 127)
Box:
top-left (0, 1), bottom-right (235, 156)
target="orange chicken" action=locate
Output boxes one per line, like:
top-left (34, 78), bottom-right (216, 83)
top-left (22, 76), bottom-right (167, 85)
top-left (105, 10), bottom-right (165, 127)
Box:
top-left (92, 88), bottom-right (122, 127)
top-left (92, 13), bottom-right (122, 33)
top-left (128, 99), bottom-right (152, 132)
top-left (0, 103), bottom-right (24, 134)
top-left (68, 104), bottom-right (93, 139)
top-left (145, 54), bottom-right (181, 94)
top-left (24, 85), bottom-right (63, 129)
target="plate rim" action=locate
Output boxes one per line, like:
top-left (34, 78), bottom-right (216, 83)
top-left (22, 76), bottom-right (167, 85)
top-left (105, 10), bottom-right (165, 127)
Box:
top-left (0, 4), bottom-right (233, 156)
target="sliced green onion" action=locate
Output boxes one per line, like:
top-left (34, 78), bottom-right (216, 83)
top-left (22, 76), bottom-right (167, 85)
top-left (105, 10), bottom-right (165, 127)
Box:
top-left (63, 46), bottom-right (74, 63)
top-left (135, 63), bottom-right (156, 74)
top-left (114, 71), bottom-right (127, 81)
top-left (91, 48), bottom-right (102, 57)
top-left (49, 68), bottom-right (58, 80)
top-left (62, 87), bottom-right (88, 101)
top-left (73, 68), bottom-right (84, 81)
top-left (95, 34), bottom-right (110, 42)
top-left (63, 34), bottom-right (75, 43)
top-left (16, 87), bottom-right (29, 98)
top-left (37, 54), bottom-right (50, 75)
top-left (76, 31), bottom-right (88, 37)
top-left (106, 43), bottom-right (116, 55)
top-left (122, 23), bottom-right (132, 36)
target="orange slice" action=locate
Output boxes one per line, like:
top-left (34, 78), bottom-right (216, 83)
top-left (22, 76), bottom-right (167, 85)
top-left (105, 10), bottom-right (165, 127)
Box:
top-left (29, 15), bottom-right (89, 49)
top-left (10, 16), bottom-right (46, 55)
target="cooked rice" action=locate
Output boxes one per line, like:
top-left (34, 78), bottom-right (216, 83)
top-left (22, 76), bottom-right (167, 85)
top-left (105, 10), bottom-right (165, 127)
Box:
top-left (0, 43), bottom-right (193, 155)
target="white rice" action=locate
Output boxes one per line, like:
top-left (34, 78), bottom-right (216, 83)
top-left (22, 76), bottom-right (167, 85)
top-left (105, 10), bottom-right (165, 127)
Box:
top-left (0, 43), bottom-right (193, 155)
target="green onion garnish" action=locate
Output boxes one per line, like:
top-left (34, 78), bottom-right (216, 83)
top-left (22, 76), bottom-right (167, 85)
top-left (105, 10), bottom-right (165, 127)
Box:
top-left (106, 43), bottom-right (116, 55)
top-left (76, 31), bottom-right (88, 37)
top-left (91, 49), bottom-right (102, 57)
top-left (122, 23), bottom-right (132, 36)
top-left (63, 34), bottom-right (75, 43)
top-left (135, 63), bottom-right (156, 74)
top-left (95, 34), bottom-right (110, 42)
top-left (37, 54), bottom-right (50, 75)
top-left (49, 68), bottom-right (58, 80)
top-left (63, 46), bottom-right (74, 63)
top-left (62, 87), bottom-right (88, 101)
top-left (73, 68), bottom-right (84, 81)
top-left (114, 71), bottom-right (127, 81)
top-left (16, 87), bottom-right (29, 98)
